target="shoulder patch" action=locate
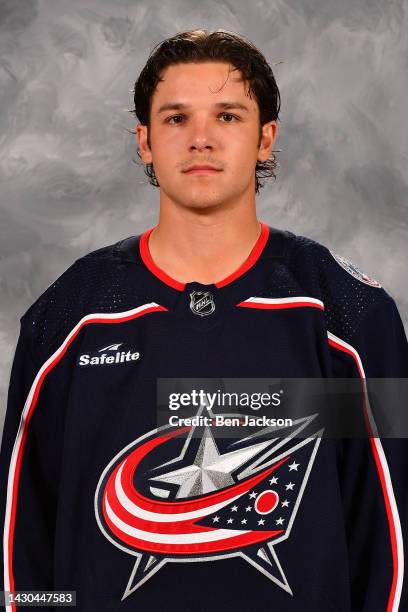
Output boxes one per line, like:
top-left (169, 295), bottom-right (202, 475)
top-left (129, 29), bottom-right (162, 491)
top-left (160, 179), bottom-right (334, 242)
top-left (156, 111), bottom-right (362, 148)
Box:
top-left (330, 251), bottom-right (382, 288)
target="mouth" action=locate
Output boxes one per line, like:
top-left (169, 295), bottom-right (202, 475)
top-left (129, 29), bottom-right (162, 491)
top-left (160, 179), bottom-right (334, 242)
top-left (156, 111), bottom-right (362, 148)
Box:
top-left (182, 165), bottom-right (223, 176)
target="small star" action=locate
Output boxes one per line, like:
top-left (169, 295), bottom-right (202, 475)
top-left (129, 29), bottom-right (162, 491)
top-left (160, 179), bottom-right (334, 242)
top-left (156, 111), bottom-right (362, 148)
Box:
top-left (288, 461), bottom-right (299, 471)
top-left (276, 517), bottom-right (285, 525)
top-left (249, 491), bottom-right (257, 499)
top-left (258, 518), bottom-right (265, 526)
top-left (241, 518), bottom-right (247, 525)
top-left (227, 518), bottom-right (234, 524)
top-left (212, 516), bottom-right (220, 523)
top-left (231, 505), bottom-right (238, 512)
top-left (281, 500), bottom-right (290, 507)
top-left (285, 482), bottom-right (295, 491)
top-left (269, 476), bottom-right (278, 484)
top-left (245, 506), bottom-right (252, 512)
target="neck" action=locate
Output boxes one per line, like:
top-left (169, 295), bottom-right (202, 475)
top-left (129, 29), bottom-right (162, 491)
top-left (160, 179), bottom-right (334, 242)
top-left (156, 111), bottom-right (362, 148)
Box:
top-left (147, 205), bottom-right (262, 285)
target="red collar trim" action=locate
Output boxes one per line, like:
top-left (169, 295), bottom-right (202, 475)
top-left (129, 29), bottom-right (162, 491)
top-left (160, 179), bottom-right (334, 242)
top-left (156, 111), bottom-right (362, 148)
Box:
top-left (139, 222), bottom-right (270, 291)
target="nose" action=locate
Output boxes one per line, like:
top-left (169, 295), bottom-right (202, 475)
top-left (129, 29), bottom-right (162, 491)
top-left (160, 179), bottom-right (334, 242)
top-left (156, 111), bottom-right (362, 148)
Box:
top-left (188, 117), bottom-right (214, 152)
top-left (190, 141), bottom-right (212, 152)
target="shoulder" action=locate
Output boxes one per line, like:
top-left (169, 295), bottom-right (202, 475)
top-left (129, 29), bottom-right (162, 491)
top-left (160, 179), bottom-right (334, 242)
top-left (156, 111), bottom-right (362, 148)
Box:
top-left (283, 230), bottom-right (395, 342)
top-left (19, 235), bottom-right (140, 362)
top-left (285, 231), bottom-right (382, 289)
top-left (21, 240), bottom-right (123, 318)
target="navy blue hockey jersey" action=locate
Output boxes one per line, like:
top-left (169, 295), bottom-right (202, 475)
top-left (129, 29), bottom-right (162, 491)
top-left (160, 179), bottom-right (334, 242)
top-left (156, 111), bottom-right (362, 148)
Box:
top-left (1, 222), bottom-right (407, 611)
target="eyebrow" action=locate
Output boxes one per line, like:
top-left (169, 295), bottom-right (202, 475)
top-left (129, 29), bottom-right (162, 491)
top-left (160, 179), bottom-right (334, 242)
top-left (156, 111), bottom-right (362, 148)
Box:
top-left (156, 101), bottom-right (250, 115)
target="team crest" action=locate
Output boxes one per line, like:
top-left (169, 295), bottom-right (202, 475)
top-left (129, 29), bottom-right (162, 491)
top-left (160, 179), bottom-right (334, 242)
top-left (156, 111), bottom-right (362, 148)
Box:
top-left (330, 251), bottom-right (382, 288)
top-left (189, 290), bottom-right (215, 316)
top-left (94, 405), bottom-right (323, 601)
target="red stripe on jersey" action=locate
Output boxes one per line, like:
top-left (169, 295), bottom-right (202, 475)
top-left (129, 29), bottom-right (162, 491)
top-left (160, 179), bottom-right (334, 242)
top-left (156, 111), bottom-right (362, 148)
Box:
top-left (237, 299), bottom-right (324, 310)
top-left (328, 335), bottom-right (400, 612)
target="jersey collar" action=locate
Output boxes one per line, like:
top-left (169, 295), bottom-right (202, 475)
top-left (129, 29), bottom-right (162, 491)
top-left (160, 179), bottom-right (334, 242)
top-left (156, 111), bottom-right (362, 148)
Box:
top-left (138, 222), bottom-right (270, 292)
top-left (115, 222), bottom-right (291, 313)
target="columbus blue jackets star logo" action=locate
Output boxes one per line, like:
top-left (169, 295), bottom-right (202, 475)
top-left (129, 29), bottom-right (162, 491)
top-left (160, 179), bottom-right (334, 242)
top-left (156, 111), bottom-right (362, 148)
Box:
top-left (94, 406), bottom-right (323, 601)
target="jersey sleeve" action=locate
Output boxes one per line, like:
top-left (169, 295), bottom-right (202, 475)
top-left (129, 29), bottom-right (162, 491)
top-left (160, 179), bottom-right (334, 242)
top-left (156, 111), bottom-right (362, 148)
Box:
top-left (0, 314), bottom-right (69, 608)
top-left (336, 292), bottom-right (408, 612)
top-left (1, 319), bottom-right (53, 604)
top-left (0, 251), bottom-right (123, 609)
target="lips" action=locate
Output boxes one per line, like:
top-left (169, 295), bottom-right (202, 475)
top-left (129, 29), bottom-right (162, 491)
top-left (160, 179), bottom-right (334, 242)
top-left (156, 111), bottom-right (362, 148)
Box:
top-left (183, 165), bottom-right (222, 174)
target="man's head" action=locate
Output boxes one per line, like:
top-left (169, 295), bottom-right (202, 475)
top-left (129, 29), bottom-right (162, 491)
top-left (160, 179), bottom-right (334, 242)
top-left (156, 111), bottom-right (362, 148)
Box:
top-left (133, 29), bottom-right (281, 211)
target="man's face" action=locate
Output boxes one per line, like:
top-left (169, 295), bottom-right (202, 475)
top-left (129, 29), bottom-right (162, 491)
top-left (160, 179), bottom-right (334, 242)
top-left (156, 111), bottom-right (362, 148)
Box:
top-left (137, 61), bottom-right (277, 211)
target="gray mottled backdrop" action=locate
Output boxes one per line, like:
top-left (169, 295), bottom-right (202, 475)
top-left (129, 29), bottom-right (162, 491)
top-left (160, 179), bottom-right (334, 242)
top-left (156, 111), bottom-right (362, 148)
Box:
top-left (1, 0), bottom-right (407, 436)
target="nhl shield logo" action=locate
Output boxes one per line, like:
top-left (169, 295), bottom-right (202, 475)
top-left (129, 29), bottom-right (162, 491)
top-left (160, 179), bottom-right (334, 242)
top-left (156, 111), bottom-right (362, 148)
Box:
top-left (189, 290), bottom-right (215, 316)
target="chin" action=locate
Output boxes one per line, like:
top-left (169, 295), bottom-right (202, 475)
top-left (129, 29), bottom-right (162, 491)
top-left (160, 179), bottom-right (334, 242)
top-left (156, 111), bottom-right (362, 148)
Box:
top-left (183, 195), bottom-right (227, 211)
top-left (162, 183), bottom-right (236, 211)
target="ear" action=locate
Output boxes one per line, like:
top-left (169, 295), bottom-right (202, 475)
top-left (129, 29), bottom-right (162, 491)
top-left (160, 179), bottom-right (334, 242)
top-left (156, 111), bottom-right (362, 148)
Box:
top-left (257, 121), bottom-right (278, 163)
top-left (136, 123), bottom-right (153, 164)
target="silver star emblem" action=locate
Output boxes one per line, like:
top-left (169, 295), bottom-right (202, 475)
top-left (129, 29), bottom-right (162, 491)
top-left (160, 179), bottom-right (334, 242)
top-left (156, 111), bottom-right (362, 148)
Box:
top-left (151, 426), bottom-right (275, 498)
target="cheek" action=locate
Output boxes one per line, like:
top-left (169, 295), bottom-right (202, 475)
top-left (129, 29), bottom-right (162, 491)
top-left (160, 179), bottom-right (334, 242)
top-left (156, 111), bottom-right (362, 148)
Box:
top-left (152, 134), bottom-right (184, 165)
top-left (229, 127), bottom-right (259, 156)
top-left (229, 142), bottom-right (258, 176)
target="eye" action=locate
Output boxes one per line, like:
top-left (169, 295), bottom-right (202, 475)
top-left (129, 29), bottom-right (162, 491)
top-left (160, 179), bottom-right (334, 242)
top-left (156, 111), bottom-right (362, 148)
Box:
top-left (219, 113), bottom-right (239, 122)
top-left (166, 114), bottom-right (184, 124)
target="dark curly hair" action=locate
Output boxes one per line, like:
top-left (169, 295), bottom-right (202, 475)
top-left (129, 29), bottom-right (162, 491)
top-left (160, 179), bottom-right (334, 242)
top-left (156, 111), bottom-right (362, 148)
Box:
top-left (131, 29), bottom-right (282, 194)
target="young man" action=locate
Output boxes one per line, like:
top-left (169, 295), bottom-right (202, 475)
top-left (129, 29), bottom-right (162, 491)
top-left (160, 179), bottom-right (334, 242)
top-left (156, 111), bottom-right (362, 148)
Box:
top-left (1, 29), bottom-right (407, 611)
